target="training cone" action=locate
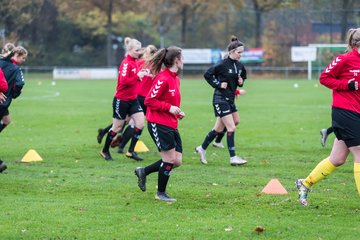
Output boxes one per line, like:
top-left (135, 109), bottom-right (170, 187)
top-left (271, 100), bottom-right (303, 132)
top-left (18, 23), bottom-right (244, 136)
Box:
top-left (21, 149), bottom-right (43, 163)
top-left (261, 178), bottom-right (288, 194)
top-left (134, 140), bottom-right (149, 153)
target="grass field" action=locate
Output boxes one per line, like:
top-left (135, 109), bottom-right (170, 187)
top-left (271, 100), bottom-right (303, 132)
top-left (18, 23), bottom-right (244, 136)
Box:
top-left (1, 73), bottom-right (359, 239)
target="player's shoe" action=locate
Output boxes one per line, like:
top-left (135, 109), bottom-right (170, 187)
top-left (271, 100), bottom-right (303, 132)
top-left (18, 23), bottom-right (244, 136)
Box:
top-left (295, 179), bottom-right (310, 206)
top-left (110, 134), bottom-right (123, 148)
top-left (195, 146), bottom-right (207, 164)
top-left (97, 128), bottom-right (105, 144)
top-left (155, 192), bottom-right (176, 202)
top-left (230, 156), bottom-right (247, 166)
top-left (134, 167), bottom-right (146, 192)
top-left (99, 150), bottom-right (113, 161)
top-left (320, 129), bottom-right (328, 147)
top-left (0, 160), bottom-right (7, 173)
top-left (212, 141), bottom-right (225, 148)
top-left (126, 152), bottom-right (143, 161)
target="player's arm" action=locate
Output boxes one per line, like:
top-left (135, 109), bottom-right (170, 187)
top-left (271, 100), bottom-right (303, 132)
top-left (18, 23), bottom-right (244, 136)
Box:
top-left (204, 64), bottom-right (222, 89)
top-left (0, 69), bottom-right (8, 93)
top-left (145, 78), bottom-right (171, 112)
top-left (12, 68), bottom-right (24, 99)
top-left (320, 56), bottom-right (354, 91)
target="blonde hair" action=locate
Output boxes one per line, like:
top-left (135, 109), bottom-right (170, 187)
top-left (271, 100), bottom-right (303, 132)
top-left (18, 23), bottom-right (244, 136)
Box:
top-left (2, 42), bottom-right (15, 57)
top-left (346, 28), bottom-right (360, 52)
top-left (13, 46), bottom-right (28, 57)
top-left (124, 37), bottom-right (141, 52)
top-left (143, 45), bottom-right (157, 62)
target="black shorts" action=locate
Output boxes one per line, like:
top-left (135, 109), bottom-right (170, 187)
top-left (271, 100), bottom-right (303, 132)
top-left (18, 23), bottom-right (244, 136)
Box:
top-left (332, 107), bottom-right (360, 147)
top-left (213, 100), bottom-right (237, 117)
top-left (0, 107), bottom-right (9, 119)
top-left (137, 95), bottom-right (147, 114)
top-left (112, 97), bottom-right (143, 120)
top-left (147, 122), bottom-right (182, 152)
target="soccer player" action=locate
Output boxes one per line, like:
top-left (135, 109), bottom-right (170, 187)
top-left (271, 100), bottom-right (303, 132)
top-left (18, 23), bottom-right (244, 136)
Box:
top-left (134, 46), bottom-right (184, 202)
top-left (296, 28), bottom-right (360, 206)
top-left (195, 36), bottom-right (248, 166)
top-left (0, 46), bottom-right (27, 134)
top-left (99, 37), bottom-right (145, 161)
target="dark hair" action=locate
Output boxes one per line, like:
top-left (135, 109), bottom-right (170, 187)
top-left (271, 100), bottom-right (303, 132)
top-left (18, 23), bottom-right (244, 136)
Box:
top-left (148, 46), bottom-right (182, 75)
top-left (227, 35), bottom-right (244, 52)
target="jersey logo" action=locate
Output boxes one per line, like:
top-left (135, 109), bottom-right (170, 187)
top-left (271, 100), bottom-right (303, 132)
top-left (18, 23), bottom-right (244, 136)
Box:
top-left (150, 80), bottom-right (164, 98)
top-left (228, 69), bottom-right (233, 73)
top-left (349, 69), bottom-right (360, 76)
top-left (131, 68), bottom-right (137, 74)
top-left (325, 57), bottom-right (341, 73)
top-left (169, 89), bottom-right (175, 96)
top-left (121, 63), bottom-right (128, 77)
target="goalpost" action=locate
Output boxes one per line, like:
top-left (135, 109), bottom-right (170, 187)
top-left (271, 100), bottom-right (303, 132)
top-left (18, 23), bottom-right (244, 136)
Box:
top-left (291, 44), bottom-right (346, 80)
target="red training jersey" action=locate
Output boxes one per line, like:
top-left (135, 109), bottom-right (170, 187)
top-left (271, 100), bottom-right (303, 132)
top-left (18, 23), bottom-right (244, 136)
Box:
top-left (136, 59), bottom-right (154, 97)
top-left (115, 55), bottom-right (140, 101)
top-left (320, 48), bottom-right (360, 114)
top-left (145, 68), bottom-right (181, 129)
top-left (0, 68), bottom-right (8, 92)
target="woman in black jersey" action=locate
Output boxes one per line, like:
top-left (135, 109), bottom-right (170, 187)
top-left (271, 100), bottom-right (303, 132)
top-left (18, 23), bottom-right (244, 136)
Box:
top-left (195, 36), bottom-right (248, 166)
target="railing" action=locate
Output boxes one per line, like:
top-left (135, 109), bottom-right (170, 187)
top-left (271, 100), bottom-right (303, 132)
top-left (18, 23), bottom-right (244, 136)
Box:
top-left (22, 65), bottom-right (325, 80)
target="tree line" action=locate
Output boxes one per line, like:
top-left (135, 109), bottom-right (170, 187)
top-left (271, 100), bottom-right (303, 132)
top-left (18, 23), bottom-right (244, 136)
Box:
top-left (0, 0), bottom-right (359, 67)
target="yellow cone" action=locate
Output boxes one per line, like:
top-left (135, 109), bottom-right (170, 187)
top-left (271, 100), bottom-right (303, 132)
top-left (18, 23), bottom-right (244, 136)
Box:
top-left (134, 140), bottom-right (149, 153)
top-left (21, 149), bottom-right (43, 163)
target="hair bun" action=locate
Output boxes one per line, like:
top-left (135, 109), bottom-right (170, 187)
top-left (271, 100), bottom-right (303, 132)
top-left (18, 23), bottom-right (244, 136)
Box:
top-left (231, 35), bottom-right (238, 42)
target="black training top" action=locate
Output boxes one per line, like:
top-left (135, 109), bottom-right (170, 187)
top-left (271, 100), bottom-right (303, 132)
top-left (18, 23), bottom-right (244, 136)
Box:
top-left (0, 57), bottom-right (25, 108)
top-left (204, 57), bottom-right (246, 102)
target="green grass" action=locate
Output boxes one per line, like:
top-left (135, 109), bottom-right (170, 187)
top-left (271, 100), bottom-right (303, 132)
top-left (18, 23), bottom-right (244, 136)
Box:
top-left (1, 74), bottom-right (360, 239)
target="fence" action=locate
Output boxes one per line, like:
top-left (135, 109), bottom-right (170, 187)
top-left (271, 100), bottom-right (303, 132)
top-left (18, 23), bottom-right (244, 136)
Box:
top-left (22, 65), bottom-right (325, 80)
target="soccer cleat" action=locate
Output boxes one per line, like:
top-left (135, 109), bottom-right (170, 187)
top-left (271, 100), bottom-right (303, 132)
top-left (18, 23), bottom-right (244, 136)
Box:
top-left (117, 147), bottom-right (125, 154)
top-left (195, 146), bottom-right (208, 164)
top-left (0, 160), bottom-right (7, 173)
top-left (296, 179), bottom-right (310, 206)
top-left (230, 156), bottom-right (247, 166)
top-left (155, 192), bottom-right (176, 202)
top-left (134, 167), bottom-right (146, 192)
top-left (99, 150), bottom-right (113, 161)
top-left (320, 129), bottom-right (328, 147)
top-left (212, 141), bottom-right (225, 148)
top-left (126, 152), bottom-right (143, 161)
top-left (97, 128), bottom-right (105, 144)
top-left (110, 134), bottom-right (123, 148)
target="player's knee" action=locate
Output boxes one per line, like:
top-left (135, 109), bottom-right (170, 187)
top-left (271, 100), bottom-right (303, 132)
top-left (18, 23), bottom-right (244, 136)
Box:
top-left (173, 158), bottom-right (182, 167)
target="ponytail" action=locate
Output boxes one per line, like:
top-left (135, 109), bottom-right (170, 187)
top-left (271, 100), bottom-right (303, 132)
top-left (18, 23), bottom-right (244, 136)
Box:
top-left (148, 46), bottom-right (182, 75)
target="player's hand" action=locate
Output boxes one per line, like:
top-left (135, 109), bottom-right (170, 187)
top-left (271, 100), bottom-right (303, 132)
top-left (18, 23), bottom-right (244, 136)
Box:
top-left (178, 111), bottom-right (185, 120)
top-left (348, 78), bottom-right (358, 90)
top-left (220, 82), bottom-right (227, 89)
top-left (0, 92), bottom-right (6, 103)
top-left (238, 77), bottom-right (244, 86)
top-left (169, 106), bottom-right (181, 115)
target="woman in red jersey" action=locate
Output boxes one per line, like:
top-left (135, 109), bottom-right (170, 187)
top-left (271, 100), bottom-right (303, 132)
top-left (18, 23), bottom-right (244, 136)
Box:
top-left (100, 37), bottom-right (145, 161)
top-left (134, 46), bottom-right (184, 202)
top-left (296, 28), bottom-right (360, 206)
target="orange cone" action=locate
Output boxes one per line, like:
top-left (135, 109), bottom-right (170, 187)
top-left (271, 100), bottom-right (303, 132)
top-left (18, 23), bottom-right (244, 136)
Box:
top-left (261, 178), bottom-right (288, 194)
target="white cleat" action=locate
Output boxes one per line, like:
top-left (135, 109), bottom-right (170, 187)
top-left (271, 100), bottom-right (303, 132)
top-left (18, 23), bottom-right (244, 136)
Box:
top-left (195, 146), bottom-right (208, 164)
top-left (212, 142), bottom-right (225, 148)
top-left (230, 156), bottom-right (247, 166)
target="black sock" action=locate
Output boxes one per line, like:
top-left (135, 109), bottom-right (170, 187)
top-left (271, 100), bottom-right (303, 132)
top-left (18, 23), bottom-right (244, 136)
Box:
top-left (103, 130), bottom-right (116, 153)
top-left (145, 159), bottom-right (162, 175)
top-left (215, 128), bottom-right (226, 143)
top-left (128, 128), bottom-right (143, 152)
top-left (227, 131), bottom-right (236, 157)
top-left (201, 129), bottom-right (219, 150)
top-left (103, 124), bottom-right (112, 133)
top-left (327, 127), bottom-right (333, 135)
top-left (0, 123), bottom-right (7, 133)
top-left (119, 125), bottom-right (136, 149)
top-left (158, 161), bottom-right (173, 193)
